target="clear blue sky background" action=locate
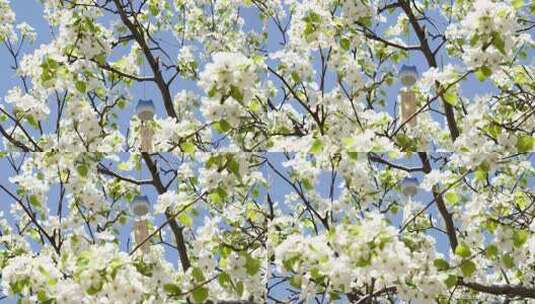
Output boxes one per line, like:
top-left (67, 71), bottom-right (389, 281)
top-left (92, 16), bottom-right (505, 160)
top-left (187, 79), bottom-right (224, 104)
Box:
top-left (0, 1), bottom-right (531, 303)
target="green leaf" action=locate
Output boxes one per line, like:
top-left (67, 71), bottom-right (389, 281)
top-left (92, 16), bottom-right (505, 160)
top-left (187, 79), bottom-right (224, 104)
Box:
top-left (396, 134), bottom-right (417, 151)
top-left (76, 81), bottom-right (87, 93)
top-left (192, 267), bottom-right (205, 282)
top-left (303, 11), bottom-right (321, 23)
top-left (26, 115), bottom-right (39, 129)
top-left (94, 54), bottom-right (106, 65)
top-left (443, 90), bottom-right (458, 106)
top-left (492, 32), bottom-right (506, 55)
top-left (117, 162), bottom-right (130, 171)
top-left (309, 139), bottom-right (323, 154)
top-left (486, 244), bottom-right (498, 257)
top-left (444, 275), bottom-right (458, 288)
top-left (245, 255), bottom-right (261, 276)
top-left (474, 66), bottom-right (492, 81)
top-left (310, 267), bottom-right (322, 281)
top-left (358, 16), bottom-right (372, 27)
top-left (486, 124), bottom-right (501, 139)
top-left (502, 254), bottom-right (515, 269)
top-left (207, 86), bottom-right (217, 98)
top-left (180, 142), bottom-right (196, 154)
top-left (109, 259), bottom-right (124, 279)
top-left (163, 283), bottom-right (182, 296)
top-left (512, 0), bottom-right (524, 9)
top-left (214, 120), bottom-right (232, 133)
top-left (227, 158), bottom-right (241, 177)
top-left (474, 171), bottom-right (486, 182)
top-left (291, 71), bottom-right (301, 82)
top-left (329, 291), bottom-right (341, 301)
top-left (218, 272), bottom-right (232, 289)
top-left (235, 281), bottom-right (244, 296)
top-left (444, 191), bottom-right (459, 205)
top-left (289, 275), bottom-right (302, 288)
top-left (469, 34), bottom-right (480, 47)
top-left (340, 37), bottom-right (350, 50)
top-left (303, 23), bottom-right (315, 41)
top-left (86, 282), bottom-right (103, 295)
top-left (455, 243), bottom-right (471, 258)
top-left (474, 164), bottom-right (489, 182)
top-left (248, 99), bottom-right (261, 112)
top-left (178, 213), bottom-right (192, 226)
top-left (29, 195), bottom-right (41, 208)
top-left (10, 278), bottom-right (29, 293)
top-left (117, 98), bottom-right (126, 109)
top-left (230, 85), bottom-right (244, 102)
top-left (433, 258), bottom-right (450, 271)
top-left (149, 4), bottom-right (159, 15)
top-left (76, 164), bottom-right (89, 177)
top-left (515, 192), bottom-right (529, 208)
top-left (513, 230), bottom-right (529, 248)
top-left (37, 290), bottom-right (49, 302)
top-left (282, 256), bottom-right (300, 272)
top-left (192, 287), bottom-right (209, 303)
top-left (208, 191), bottom-right (223, 205)
top-left (516, 135), bottom-right (533, 152)
top-left (460, 260), bottom-right (476, 277)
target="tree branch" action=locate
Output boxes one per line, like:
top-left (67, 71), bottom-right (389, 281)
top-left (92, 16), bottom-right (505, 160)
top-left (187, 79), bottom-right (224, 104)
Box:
top-left (112, 0), bottom-right (178, 119)
top-left (141, 152), bottom-right (191, 271)
top-left (398, 0), bottom-right (460, 141)
top-left (461, 281), bottom-right (535, 299)
top-left (97, 163), bottom-right (153, 185)
top-left (418, 152), bottom-right (458, 250)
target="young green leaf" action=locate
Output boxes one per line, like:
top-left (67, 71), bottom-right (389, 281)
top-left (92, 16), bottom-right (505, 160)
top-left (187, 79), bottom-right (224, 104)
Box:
top-left (460, 260), bottom-right (476, 277)
top-left (192, 287), bottom-right (209, 303)
top-left (444, 191), bottom-right (459, 205)
top-left (474, 66), bottom-right (492, 81)
top-left (76, 164), bottom-right (89, 177)
top-left (163, 283), bottom-right (182, 296)
top-left (455, 243), bottom-right (471, 258)
top-left (433, 258), bottom-right (450, 271)
top-left (443, 90), bottom-right (458, 106)
top-left (516, 135), bottom-right (533, 153)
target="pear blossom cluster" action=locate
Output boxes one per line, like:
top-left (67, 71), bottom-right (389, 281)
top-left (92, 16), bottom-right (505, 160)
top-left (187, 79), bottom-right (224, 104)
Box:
top-left (199, 52), bottom-right (258, 101)
top-left (447, 0), bottom-right (528, 70)
top-left (199, 52), bottom-right (260, 127)
top-left (341, 0), bottom-right (375, 25)
top-left (271, 213), bottom-right (447, 303)
top-left (0, 0), bottom-right (15, 40)
top-left (0, 240), bottom-right (170, 304)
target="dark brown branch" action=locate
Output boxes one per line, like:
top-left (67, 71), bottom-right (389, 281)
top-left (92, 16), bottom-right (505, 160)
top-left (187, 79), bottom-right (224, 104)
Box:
top-left (418, 152), bottom-right (458, 250)
top-left (0, 124), bottom-right (32, 152)
top-left (0, 184), bottom-right (60, 254)
top-left (141, 152), bottom-right (191, 271)
top-left (97, 163), bottom-right (153, 185)
top-left (112, 0), bottom-right (178, 118)
top-left (398, 0), bottom-right (460, 141)
top-left (461, 281), bottom-right (535, 299)
top-left (369, 154), bottom-right (424, 172)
